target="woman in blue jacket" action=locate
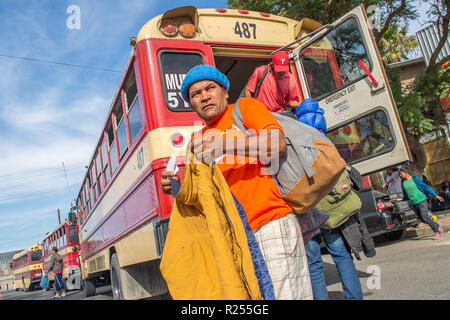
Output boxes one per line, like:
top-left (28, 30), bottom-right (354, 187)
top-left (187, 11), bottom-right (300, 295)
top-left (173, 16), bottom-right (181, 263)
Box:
top-left (398, 166), bottom-right (444, 240)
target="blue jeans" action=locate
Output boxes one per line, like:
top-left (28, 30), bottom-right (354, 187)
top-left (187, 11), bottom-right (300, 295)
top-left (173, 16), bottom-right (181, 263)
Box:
top-left (305, 228), bottom-right (363, 300)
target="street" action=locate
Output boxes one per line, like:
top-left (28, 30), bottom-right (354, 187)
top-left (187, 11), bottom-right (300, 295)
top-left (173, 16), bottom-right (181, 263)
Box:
top-left (323, 230), bottom-right (450, 300)
top-left (2, 230), bottom-right (449, 301)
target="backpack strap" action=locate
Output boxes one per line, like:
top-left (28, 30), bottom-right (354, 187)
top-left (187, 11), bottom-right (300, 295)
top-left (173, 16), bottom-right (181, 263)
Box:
top-left (232, 99), bottom-right (253, 137)
top-left (253, 65), bottom-right (269, 99)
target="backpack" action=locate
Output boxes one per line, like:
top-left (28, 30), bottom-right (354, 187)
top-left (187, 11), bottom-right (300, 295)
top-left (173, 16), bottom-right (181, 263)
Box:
top-left (232, 99), bottom-right (346, 213)
top-left (316, 169), bottom-right (362, 229)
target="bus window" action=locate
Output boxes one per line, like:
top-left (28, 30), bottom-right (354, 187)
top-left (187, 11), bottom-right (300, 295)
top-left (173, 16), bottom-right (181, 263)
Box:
top-left (68, 228), bottom-right (79, 245)
top-left (63, 228), bottom-right (67, 247)
top-left (300, 17), bottom-right (371, 99)
top-left (107, 124), bottom-right (119, 174)
top-left (159, 51), bottom-right (204, 111)
top-left (326, 110), bottom-right (394, 164)
top-left (114, 100), bottom-right (128, 159)
top-left (90, 167), bottom-right (97, 204)
top-left (95, 152), bottom-right (103, 195)
top-left (124, 69), bottom-right (142, 143)
top-left (100, 138), bottom-right (110, 184)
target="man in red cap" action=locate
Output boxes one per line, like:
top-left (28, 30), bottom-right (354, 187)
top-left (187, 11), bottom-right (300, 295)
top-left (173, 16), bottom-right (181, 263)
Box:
top-left (245, 51), bottom-right (300, 113)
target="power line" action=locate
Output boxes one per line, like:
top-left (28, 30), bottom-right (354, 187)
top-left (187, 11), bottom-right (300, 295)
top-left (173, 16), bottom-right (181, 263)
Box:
top-left (0, 53), bottom-right (122, 73)
top-left (0, 183), bottom-right (79, 202)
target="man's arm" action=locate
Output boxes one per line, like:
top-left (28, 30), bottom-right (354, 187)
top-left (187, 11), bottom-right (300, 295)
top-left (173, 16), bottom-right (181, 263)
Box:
top-left (192, 129), bottom-right (287, 164)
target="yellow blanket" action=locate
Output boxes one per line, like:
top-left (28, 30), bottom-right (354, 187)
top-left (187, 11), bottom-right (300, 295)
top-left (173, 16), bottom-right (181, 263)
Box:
top-left (160, 154), bottom-right (262, 300)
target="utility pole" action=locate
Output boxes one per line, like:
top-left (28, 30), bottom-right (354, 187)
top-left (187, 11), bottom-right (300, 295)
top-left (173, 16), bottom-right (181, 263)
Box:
top-left (62, 162), bottom-right (69, 189)
top-left (57, 209), bottom-right (61, 224)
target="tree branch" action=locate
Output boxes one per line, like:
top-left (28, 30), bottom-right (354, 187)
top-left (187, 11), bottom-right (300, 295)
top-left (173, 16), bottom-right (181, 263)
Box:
top-left (426, 4), bottom-right (450, 73)
top-left (375, 0), bottom-right (407, 44)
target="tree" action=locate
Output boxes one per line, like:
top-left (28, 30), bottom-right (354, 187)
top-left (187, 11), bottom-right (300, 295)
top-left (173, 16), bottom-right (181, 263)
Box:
top-left (388, 0), bottom-right (450, 175)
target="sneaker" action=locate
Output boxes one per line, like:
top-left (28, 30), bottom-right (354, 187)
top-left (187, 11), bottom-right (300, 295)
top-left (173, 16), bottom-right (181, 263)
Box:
top-left (54, 293), bottom-right (60, 298)
top-left (438, 222), bottom-right (444, 234)
top-left (432, 232), bottom-right (443, 240)
top-left (61, 292), bottom-right (66, 297)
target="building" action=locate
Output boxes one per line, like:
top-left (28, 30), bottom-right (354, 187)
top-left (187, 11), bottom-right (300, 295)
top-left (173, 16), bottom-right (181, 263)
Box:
top-left (389, 56), bottom-right (450, 189)
top-left (0, 251), bottom-right (19, 292)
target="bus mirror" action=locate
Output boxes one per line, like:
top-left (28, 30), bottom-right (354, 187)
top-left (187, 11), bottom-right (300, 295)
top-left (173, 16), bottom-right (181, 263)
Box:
top-left (9, 262), bottom-right (13, 269)
top-left (130, 37), bottom-right (137, 46)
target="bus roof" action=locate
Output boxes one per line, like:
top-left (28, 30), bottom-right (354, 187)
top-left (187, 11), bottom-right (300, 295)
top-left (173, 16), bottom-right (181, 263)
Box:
top-left (12, 243), bottom-right (41, 260)
top-left (136, 6), bottom-right (323, 47)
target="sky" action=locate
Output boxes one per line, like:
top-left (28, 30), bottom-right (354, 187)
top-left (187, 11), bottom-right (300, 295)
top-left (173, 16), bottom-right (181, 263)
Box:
top-left (0, 0), bottom-right (433, 254)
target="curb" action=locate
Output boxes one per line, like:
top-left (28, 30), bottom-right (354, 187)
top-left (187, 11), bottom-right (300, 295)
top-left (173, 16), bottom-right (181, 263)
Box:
top-left (404, 210), bottom-right (450, 238)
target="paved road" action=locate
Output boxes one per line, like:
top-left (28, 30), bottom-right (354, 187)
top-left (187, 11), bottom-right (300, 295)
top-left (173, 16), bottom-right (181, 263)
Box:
top-left (323, 230), bottom-right (450, 300)
top-left (2, 231), bottom-right (449, 300)
top-left (0, 285), bottom-right (113, 300)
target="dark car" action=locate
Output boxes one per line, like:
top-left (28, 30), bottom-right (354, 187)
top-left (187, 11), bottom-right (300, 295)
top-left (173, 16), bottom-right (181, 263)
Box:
top-left (358, 189), bottom-right (418, 240)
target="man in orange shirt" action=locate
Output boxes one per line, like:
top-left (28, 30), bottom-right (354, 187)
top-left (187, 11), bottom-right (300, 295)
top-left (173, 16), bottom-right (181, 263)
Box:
top-left (161, 64), bottom-right (313, 300)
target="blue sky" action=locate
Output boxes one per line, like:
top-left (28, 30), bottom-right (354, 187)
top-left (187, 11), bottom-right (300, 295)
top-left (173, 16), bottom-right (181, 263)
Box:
top-left (0, 0), bottom-right (432, 254)
top-left (0, 0), bottom-right (227, 253)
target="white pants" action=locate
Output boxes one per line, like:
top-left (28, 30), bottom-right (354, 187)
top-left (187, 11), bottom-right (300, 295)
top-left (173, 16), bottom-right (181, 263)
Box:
top-left (253, 213), bottom-right (313, 300)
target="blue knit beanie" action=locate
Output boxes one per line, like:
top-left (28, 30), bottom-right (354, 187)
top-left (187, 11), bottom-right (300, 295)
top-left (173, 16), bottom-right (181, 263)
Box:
top-left (181, 64), bottom-right (230, 102)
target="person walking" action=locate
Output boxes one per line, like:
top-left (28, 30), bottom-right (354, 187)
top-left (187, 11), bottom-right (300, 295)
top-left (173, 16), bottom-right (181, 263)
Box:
top-left (295, 98), bottom-right (375, 300)
top-left (398, 166), bottom-right (445, 240)
top-left (48, 247), bottom-right (66, 298)
top-left (386, 167), bottom-right (403, 196)
top-left (161, 64), bottom-right (314, 300)
top-left (244, 51), bottom-right (299, 113)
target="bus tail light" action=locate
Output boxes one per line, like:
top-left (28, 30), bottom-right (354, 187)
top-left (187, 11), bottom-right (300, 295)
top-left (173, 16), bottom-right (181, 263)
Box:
top-left (377, 200), bottom-right (394, 210)
top-left (179, 20), bottom-right (196, 38)
top-left (170, 132), bottom-right (185, 147)
top-left (160, 19), bottom-right (178, 37)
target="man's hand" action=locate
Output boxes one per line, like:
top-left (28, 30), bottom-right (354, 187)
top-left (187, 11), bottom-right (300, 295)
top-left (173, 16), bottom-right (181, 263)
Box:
top-left (436, 195), bottom-right (444, 202)
top-left (160, 170), bottom-right (180, 194)
top-left (192, 134), bottom-right (226, 164)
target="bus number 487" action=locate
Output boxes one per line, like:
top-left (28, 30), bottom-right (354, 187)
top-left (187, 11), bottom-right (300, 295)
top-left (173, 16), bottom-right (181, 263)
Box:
top-left (234, 21), bottom-right (256, 39)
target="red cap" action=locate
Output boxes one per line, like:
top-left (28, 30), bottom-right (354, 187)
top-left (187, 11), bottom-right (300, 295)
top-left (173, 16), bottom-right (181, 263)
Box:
top-left (272, 51), bottom-right (290, 72)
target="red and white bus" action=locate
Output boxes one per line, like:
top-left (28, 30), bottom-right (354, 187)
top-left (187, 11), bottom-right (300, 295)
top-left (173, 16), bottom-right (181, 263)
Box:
top-left (41, 215), bottom-right (81, 291)
top-left (75, 5), bottom-right (411, 299)
top-left (11, 244), bottom-right (43, 291)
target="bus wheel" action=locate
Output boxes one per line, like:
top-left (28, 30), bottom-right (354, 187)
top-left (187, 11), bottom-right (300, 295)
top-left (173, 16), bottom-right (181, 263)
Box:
top-left (82, 278), bottom-right (96, 297)
top-left (110, 254), bottom-right (124, 300)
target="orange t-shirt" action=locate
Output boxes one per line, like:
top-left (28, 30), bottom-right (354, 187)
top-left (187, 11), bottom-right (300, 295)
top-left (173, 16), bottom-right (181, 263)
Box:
top-left (195, 97), bottom-right (292, 230)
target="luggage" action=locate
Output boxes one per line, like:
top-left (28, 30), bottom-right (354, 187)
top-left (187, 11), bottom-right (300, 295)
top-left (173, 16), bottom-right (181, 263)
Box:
top-left (232, 99), bottom-right (346, 213)
top-left (316, 169), bottom-right (362, 229)
top-left (40, 273), bottom-right (49, 290)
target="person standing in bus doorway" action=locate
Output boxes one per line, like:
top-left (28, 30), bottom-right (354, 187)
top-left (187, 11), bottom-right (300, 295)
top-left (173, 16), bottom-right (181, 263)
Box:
top-left (161, 64), bottom-right (313, 300)
top-left (398, 166), bottom-right (445, 240)
top-left (244, 51), bottom-right (300, 114)
top-left (48, 247), bottom-right (66, 298)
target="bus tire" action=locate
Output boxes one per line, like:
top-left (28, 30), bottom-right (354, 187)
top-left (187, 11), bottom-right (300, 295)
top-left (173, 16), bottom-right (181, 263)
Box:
top-left (82, 278), bottom-right (96, 297)
top-left (110, 254), bottom-right (124, 300)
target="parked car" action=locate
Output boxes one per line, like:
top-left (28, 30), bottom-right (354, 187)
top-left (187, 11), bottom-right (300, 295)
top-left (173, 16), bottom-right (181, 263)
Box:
top-left (359, 189), bottom-right (418, 240)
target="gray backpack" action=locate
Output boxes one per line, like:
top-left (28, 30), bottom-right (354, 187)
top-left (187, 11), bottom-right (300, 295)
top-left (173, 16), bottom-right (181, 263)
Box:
top-left (232, 99), bottom-right (346, 213)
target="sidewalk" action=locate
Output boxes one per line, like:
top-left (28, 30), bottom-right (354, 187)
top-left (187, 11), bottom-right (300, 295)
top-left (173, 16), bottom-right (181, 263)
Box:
top-left (405, 209), bottom-right (450, 238)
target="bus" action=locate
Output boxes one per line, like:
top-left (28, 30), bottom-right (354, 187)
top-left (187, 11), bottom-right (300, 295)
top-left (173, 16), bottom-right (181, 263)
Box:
top-left (75, 5), bottom-right (411, 299)
top-left (41, 212), bottom-right (81, 291)
top-left (11, 244), bottom-right (43, 291)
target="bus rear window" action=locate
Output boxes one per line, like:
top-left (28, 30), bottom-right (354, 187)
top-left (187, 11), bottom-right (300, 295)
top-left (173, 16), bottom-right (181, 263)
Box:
top-left (160, 52), bottom-right (204, 111)
top-left (30, 250), bottom-right (42, 262)
top-left (69, 228), bottom-right (79, 244)
top-left (326, 110), bottom-right (394, 164)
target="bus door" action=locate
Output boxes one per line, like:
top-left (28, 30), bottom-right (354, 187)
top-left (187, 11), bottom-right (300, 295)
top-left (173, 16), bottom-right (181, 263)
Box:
top-left (291, 4), bottom-right (411, 175)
